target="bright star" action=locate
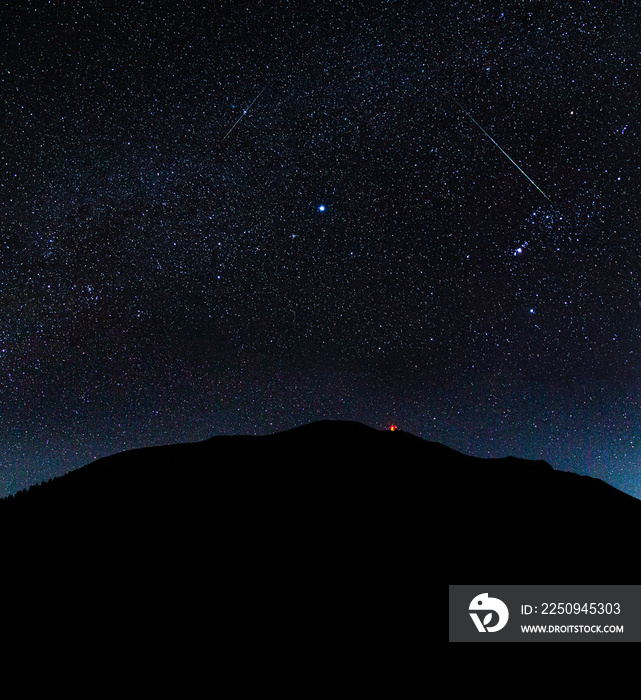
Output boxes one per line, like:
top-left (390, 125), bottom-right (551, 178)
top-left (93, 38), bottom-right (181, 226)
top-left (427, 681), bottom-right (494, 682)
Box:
top-left (318, 205), bottom-right (326, 212)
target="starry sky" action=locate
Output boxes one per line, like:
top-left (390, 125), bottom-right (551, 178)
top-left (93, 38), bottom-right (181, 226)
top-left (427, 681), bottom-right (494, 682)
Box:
top-left (3, 0), bottom-right (641, 498)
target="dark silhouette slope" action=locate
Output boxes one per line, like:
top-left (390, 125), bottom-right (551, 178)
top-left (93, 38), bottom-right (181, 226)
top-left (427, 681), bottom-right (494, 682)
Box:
top-left (2, 419), bottom-right (639, 583)
top-left (3, 420), bottom-right (639, 669)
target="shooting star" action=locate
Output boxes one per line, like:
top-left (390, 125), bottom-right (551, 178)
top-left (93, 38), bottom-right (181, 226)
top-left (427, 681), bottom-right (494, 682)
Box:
top-left (446, 92), bottom-right (553, 205)
top-left (222, 85), bottom-right (268, 141)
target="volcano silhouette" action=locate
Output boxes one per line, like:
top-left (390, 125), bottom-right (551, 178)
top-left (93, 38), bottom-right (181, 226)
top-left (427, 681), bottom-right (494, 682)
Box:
top-left (2, 420), bottom-right (639, 583)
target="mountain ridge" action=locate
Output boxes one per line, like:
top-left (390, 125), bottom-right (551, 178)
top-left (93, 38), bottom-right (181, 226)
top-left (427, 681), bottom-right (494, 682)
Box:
top-left (2, 419), bottom-right (639, 582)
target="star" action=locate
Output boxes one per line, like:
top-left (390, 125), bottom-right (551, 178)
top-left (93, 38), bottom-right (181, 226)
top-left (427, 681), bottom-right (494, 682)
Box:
top-left (3, 1), bottom-right (641, 503)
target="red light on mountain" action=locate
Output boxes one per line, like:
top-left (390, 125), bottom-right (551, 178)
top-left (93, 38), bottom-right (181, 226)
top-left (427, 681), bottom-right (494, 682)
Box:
top-left (389, 425), bottom-right (398, 431)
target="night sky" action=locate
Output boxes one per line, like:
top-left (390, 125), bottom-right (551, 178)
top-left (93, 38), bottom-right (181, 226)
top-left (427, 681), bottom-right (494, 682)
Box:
top-left (3, 0), bottom-right (641, 499)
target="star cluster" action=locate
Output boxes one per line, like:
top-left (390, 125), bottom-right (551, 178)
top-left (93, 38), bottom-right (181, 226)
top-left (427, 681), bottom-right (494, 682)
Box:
top-left (2, 1), bottom-right (641, 498)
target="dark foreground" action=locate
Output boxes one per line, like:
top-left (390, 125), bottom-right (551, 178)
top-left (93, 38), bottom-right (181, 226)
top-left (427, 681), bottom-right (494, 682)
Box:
top-left (2, 420), bottom-right (639, 660)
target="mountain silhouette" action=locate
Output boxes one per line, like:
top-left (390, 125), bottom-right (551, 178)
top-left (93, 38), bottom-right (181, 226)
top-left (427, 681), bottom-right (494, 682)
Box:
top-left (2, 419), bottom-right (639, 585)
top-left (3, 419), bottom-right (639, 666)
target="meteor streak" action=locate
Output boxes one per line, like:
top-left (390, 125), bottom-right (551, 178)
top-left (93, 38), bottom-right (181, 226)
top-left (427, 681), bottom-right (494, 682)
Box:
top-left (222, 85), bottom-right (268, 141)
top-left (446, 92), bottom-right (553, 205)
